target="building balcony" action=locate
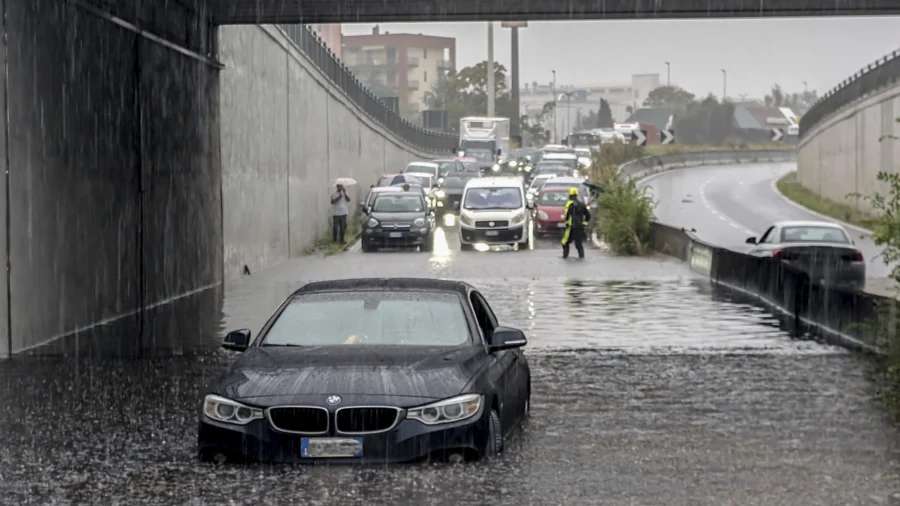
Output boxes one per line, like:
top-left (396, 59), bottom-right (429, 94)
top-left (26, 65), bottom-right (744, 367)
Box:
top-left (407, 80), bottom-right (420, 90)
top-left (437, 59), bottom-right (453, 71)
top-left (407, 56), bottom-right (420, 67)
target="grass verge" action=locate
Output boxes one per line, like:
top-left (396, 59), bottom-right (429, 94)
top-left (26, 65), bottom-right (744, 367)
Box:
top-left (775, 171), bottom-right (875, 230)
top-left (642, 142), bottom-right (792, 157)
top-left (306, 213), bottom-right (363, 256)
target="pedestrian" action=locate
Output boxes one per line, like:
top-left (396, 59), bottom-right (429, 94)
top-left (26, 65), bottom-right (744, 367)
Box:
top-left (331, 183), bottom-right (350, 244)
top-left (561, 187), bottom-right (590, 259)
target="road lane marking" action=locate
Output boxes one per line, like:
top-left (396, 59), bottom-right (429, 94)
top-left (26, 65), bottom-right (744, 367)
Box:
top-left (700, 176), bottom-right (757, 236)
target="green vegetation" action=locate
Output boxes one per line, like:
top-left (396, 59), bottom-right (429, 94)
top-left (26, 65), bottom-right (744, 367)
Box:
top-left (306, 213), bottom-right (363, 256)
top-left (776, 171), bottom-right (875, 230)
top-left (589, 141), bottom-right (655, 255)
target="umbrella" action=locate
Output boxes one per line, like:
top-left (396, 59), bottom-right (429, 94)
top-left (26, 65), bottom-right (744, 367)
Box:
top-left (334, 177), bottom-right (357, 187)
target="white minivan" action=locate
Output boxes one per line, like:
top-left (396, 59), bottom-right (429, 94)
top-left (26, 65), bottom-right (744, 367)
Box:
top-left (458, 177), bottom-right (530, 251)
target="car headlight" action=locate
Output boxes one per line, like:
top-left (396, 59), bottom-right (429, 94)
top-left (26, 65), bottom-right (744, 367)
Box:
top-left (438, 177), bottom-right (445, 184)
top-left (510, 210), bottom-right (526, 225)
top-left (492, 164), bottom-right (500, 171)
top-left (434, 190), bottom-right (446, 198)
top-left (524, 165), bottom-right (532, 172)
top-left (366, 217), bottom-right (379, 228)
top-left (203, 394), bottom-right (263, 425)
top-left (508, 160), bottom-right (517, 167)
top-left (406, 394), bottom-right (482, 425)
top-left (537, 210), bottom-right (549, 220)
top-left (459, 213), bottom-right (474, 226)
top-left (413, 217), bottom-right (426, 227)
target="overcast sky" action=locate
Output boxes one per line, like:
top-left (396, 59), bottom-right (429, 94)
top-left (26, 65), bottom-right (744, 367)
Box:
top-left (342, 18), bottom-right (900, 99)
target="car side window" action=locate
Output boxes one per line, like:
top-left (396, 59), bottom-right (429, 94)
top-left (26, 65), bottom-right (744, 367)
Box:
top-left (469, 292), bottom-right (498, 342)
top-left (759, 226), bottom-right (777, 244)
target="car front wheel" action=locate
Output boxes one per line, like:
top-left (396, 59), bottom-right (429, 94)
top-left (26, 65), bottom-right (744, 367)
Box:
top-left (485, 409), bottom-right (503, 457)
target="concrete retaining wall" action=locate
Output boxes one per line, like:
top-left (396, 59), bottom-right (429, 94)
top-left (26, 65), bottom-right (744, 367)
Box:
top-left (218, 25), bottom-right (436, 279)
top-left (797, 83), bottom-right (900, 213)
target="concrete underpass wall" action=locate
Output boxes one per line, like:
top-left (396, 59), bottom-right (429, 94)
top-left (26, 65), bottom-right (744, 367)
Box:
top-left (798, 84), bottom-right (900, 213)
top-left (218, 25), bottom-right (436, 279)
top-left (3, 1), bottom-right (222, 355)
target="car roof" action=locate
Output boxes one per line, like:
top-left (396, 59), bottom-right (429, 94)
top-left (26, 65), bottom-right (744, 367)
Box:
top-left (407, 161), bottom-right (439, 168)
top-left (774, 220), bottom-right (844, 229)
top-left (371, 186), bottom-right (403, 193)
top-left (376, 190), bottom-right (422, 198)
top-left (542, 153), bottom-right (578, 159)
top-left (292, 277), bottom-right (474, 296)
top-left (545, 177), bottom-right (584, 184)
top-left (465, 176), bottom-right (523, 189)
top-left (405, 172), bottom-right (434, 178)
top-left (432, 159), bottom-right (458, 163)
top-left (445, 172), bottom-right (477, 178)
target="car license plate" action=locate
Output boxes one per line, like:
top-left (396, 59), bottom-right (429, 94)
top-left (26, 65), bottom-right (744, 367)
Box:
top-left (388, 232), bottom-right (403, 238)
top-left (557, 222), bottom-right (567, 228)
top-left (485, 230), bottom-right (499, 236)
top-left (301, 438), bottom-right (363, 458)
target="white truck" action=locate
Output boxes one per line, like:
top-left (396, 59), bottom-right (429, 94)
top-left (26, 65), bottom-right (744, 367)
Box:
top-left (458, 117), bottom-right (510, 167)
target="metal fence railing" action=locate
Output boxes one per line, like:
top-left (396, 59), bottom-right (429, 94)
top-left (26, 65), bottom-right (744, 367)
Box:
top-left (279, 25), bottom-right (458, 153)
top-left (800, 48), bottom-right (900, 139)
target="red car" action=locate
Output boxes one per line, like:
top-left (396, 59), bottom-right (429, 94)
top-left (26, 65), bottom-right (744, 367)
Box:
top-left (533, 187), bottom-right (573, 237)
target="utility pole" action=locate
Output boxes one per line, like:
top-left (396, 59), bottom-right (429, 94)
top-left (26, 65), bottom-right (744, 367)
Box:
top-left (665, 62), bottom-right (670, 87)
top-left (551, 71), bottom-right (557, 142)
top-left (721, 69), bottom-right (727, 101)
top-left (510, 25), bottom-right (520, 137)
top-left (486, 22), bottom-right (495, 117)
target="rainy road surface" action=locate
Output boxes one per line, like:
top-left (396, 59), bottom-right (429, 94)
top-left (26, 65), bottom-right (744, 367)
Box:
top-left (1, 225), bottom-right (899, 506)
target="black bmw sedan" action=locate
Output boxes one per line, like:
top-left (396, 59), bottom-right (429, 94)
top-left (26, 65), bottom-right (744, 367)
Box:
top-left (198, 278), bottom-right (531, 464)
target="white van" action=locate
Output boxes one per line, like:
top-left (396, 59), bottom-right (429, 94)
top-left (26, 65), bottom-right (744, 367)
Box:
top-left (458, 177), bottom-right (530, 251)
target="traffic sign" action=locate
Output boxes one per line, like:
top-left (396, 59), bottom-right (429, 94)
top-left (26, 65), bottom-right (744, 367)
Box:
top-left (632, 129), bottom-right (647, 147)
top-left (771, 128), bottom-right (784, 142)
top-left (661, 129), bottom-right (675, 145)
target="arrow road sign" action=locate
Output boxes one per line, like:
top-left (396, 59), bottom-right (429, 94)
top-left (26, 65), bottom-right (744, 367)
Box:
top-left (632, 129), bottom-right (647, 147)
top-left (771, 128), bottom-right (784, 142)
top-left (661, 129), bottom-right (675, 145)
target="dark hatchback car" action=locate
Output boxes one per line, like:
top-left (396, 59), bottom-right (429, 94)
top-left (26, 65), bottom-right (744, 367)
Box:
top-left (433, 172), bottom-right (478, 219)
top-left (361, 191), bottom-right (435, 252)
top-left (197, 278), bottom-right (532, 464)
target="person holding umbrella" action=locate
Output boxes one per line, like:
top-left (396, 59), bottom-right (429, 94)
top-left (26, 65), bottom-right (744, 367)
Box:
top-left (331, 179), bottom-right (353, 244)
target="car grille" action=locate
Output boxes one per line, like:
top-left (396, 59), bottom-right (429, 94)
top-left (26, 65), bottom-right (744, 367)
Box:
top-left (381, 223), bottom-right (412, 230)
top-left (267, 407), bottom-right (329, 434)
top-left (335, 407), bottom-right (401, 434)
top-left (475, 220), bottom-right (509, 228)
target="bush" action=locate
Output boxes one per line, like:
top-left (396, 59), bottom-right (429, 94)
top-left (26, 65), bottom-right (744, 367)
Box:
top-left (595, 174), bottom-right (655, 255)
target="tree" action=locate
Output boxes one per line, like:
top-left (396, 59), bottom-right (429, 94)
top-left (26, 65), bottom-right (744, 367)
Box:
top-left (597, 99), bottom-right (614, 128)
top-left (673, 94), bottom-right (734, 145)
top-left (643, 86), bottom-right (696, 109)
top-left (765, 84), bottom-right (819, 114)
top-left (429, 60), bottom-right (516, 134)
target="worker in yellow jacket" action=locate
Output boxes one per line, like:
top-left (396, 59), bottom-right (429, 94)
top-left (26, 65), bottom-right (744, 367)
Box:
top-left (561, 187), bottom-right (590, 259)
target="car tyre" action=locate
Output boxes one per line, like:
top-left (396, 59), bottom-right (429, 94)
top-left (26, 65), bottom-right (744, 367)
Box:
top-left (460, 242), bottom-right (474, 251)
top-left (422, 235), bottom-right (434, 252)
top-left (361, 241), bottom-right (375, 253)
top-left (485, 409), bottom-right (504, 457)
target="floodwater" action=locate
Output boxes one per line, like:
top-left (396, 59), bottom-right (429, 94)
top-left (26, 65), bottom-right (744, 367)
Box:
top-left (1, 231), bottom-right (898, 505)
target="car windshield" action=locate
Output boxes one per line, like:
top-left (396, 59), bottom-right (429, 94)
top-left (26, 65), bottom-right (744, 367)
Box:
top-left (404, 174), bottom-right (433, 187)
top-left (540, 191), bottom-right (570, 206)
top-left (545, 182), bottom-right (589, 195)
top-left (780, 226), bottom-right (850, 243)
top-left (262, 292), bottom-right (470, 347)
top-left (461, 162), bottom-right (481, 172)
top-left (407, 164), bottom-right (438, 177)
top-left (435, 162), bottom-right (458, 175)
top-left (466, 149), bottom-right (493, 163)
top-left (537, 165), bottom-right (572, 176)
top-left (442, 176), bottom-right (473, 189)
top-left (377, 175), bottom-right (402, 187)
top-left (373, 194), bottom-right (425, 213)
top-left (463, 187), bottom-right (523, 210)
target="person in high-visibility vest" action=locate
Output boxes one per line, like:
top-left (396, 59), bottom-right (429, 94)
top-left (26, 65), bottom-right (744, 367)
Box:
top-left (561, 187), bottom-right (591, 259)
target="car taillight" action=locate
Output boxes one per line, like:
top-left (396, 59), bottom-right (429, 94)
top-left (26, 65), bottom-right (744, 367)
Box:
top-left (849, 250), bottom-right (863, 261)
top-left (772, 249), bottom-right (785, 259)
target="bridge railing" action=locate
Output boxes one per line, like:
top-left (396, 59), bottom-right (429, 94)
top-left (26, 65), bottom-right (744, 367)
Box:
top-left (800, 48), bottom-right (900, 139)
top-left (279, 25), bottom-right (458, 153)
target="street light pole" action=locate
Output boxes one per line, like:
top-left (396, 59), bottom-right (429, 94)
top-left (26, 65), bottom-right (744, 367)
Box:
top-left (721, 69), bottom-right (727, 101)
top-left (487, 22), bottom-right (495, 117)
top-left (665, 62), bottom-right (670, 87)
top-left (551, 70), bottom-right (557, 142)
top-left (510, 25), bottom-right (520, 137)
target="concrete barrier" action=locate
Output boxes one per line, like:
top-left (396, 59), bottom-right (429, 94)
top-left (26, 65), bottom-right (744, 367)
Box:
top-left (621, 149), bottom-right (797, 181)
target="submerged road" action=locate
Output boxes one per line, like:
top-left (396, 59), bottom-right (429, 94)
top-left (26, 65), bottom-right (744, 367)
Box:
top-left (643, 162), bottom-right (892, 281)
top-left (0, 226), bottom-right (898, 505)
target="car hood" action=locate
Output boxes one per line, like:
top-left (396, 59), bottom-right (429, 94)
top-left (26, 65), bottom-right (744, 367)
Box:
top-left (461, 208), bottom-right (524, 221)
top-left (536, 205), bottom-right (566, 219)
top-left (370, 211), bottom-right (425, 222)
top-left (212, 345), bottom-right (487, 405)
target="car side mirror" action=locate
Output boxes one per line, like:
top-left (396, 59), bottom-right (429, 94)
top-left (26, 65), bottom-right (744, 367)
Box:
top-left (222, 329), bottom-right (251, 352)
top-left (745, 237), bottom-right (757, 244)
top-left (488, 326), bottom-right (527, 352)
top-left (364, 205), bottom-right (372, 215)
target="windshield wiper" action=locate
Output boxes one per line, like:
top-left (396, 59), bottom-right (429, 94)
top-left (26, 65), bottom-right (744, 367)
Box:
top-left (261, 343), bottom-right (303, 347)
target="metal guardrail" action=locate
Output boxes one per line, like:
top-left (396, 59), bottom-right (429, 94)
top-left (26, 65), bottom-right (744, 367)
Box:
top-left (800, 48), bottom-right (900, 139)
top-left (279, 25), bottom-right (458, 153)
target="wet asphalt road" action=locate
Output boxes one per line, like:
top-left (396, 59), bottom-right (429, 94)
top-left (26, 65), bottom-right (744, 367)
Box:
top-left (1, 225), bottom-right (899, 505)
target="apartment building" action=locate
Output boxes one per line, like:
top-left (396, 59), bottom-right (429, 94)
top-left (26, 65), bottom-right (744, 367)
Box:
top-left (342, 26), bottom-right (456, 118)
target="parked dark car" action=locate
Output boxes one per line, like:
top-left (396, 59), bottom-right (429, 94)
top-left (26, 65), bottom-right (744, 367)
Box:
top-left (361, 190), bottom-right (435, 252)
top-left (198, 278), bottom-right (532, 464)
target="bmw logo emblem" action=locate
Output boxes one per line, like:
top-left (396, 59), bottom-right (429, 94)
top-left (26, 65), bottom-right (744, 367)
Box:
top-left (488, 221), bottom-right (495, 227)
top-left (326, 395), bottom-right (342, 405)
